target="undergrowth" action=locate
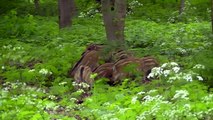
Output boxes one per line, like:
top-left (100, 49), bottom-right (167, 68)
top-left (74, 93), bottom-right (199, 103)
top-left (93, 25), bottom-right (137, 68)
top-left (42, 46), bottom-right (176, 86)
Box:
top-left (0, 11), bottom-right (213, 119)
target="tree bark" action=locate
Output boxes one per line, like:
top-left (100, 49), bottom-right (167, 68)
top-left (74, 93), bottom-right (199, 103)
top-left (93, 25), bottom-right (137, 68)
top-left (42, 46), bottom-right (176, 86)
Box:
top-left (114, 0), bottom-right (126, 41)
top-left (101, 0), bottom-right (126, 41)
top-left (211, 0), bottom-right (213, 34)
top-left (58, 0), bottom-right (76, 29)
top-left (101, 0), bottom-right (116, 41)
top-left (70, 0), bottom-right (77, 17)
top-left (34, 0), bottom-right (40, 15)
top-left (179, 0), bottom-right (185, 15)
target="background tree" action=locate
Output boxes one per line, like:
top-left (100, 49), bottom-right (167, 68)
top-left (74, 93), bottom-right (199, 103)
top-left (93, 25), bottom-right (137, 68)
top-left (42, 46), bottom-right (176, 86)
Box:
top-left (212, 0), bottom-right (213, 33)
top-left (58, 0), bottom-right (76, 29)
top-left (101, 0), bottom-right (127, 42)
top-left (179, 0), bottom-right (185, 15)
top-left (34, 0), bottom-right (40, 15)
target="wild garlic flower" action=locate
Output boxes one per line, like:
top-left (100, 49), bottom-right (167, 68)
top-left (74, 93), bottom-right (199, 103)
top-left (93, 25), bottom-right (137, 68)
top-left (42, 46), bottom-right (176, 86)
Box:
top-left (184, 104), bottom-right (191, 109)
top-left (170, 62), bottom-right (179, 66)
top-left (59, 82), bottom-right (67, 86)
top-left (161, 62), bottom-right (178, 68)
top-left (202, 94), bottom-right (213, 102)
top-left (172, 67), bottom-right (180, 73)
top-left (79, 82), bottom-right (90, 88)
top-left (183, 73), bottom-right (193, 82)
top-left (12, 46), bottom-right (23, 51)
top-left (76, 89), bottom-right (85, 94)
top-left (147, 67), bottom-right (162, 78)
top-left (137, 91), bottom-right (146, 95)
top-left (72, 81), bottom-right (90, 88)
top-left (118, 108), bottom-right (131, 114)
top-left (172, 90), bottom-right (189, 100)
top-left (168, 74), bottom-right (181, 83)
top-left (193, 64), bottom-right (205, 69)
top-left (163, 70), bottom-right (171, 77)
top-left (3, 45), bottom-right (12, 49)
top-left (143, 95), bottom-right (164, 102)
top-left (196, 76), bottom-right (203, 81)
top-left (131, 96), bottom-right (138, 104)
top-left (176, 47), bottom-right (187, 54)
top-left (147, 89), bottom-right (157, 94)
top-left (39, 68), bottom-right (52, 75)
top-left (72, 82), bottom-right (78, 86)
top-left (48, 95), bottom-right (56, 100)
top-left (70, 98), bottom-right (78, 102)
top-left (1, 66), bottom-right (5, 70)
top-left (28, 69), bottom-right (35, 72)
top-left (45, 102), bottom-right (57, 110)
top-left (103, 102), bottom-right (110, 106)
top-left (148, 62), bottom-right (181, 80)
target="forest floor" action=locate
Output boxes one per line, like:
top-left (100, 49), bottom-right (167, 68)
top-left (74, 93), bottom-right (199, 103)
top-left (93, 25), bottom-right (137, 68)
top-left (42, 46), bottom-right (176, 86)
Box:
top-left (0, 16), bottom-right (213, 119)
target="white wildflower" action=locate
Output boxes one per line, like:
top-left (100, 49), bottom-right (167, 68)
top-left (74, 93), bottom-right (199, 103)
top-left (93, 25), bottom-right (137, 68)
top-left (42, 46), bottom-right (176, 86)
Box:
top-left (143, 95), bottom-right (163, 102)
top-left (193, 64), bottom-right (205, 69)
top-left (70, 98), bottom-right (77, 102)
top-left (147, 67), bottom-right (162, 78)
top-left (28, 69), bottom-right (35, 72)
top-left (177, 48), bottom-right (187, 54)
top-left (184, 104), bottom-right (191, 109)
top-left (137, 91), bottom-right (146, 95)
top-left (172, 66), bottom-right (180, 73)
top-left (143, 95), bottom-right (152, 101)
top-left (2, 66), bottom-right (5, 70)
top-left (168, 76), bottom-right (178, 83)
top-left (161, 63), bottom-right (168, 68)
top-left (48, 95), bottom-right (56, 100)
top-left (103, 102), bottom-right (110, 106)
top-left (147, 72), bottom-right (154, 79)
top-left (183, 73), bottom-right (193, 82)
top-left (160, 42), bottom-right (166, 46)
top-left (76, 89), bottom-right (85, 94)
top-left (196, 76), bottom-right (203, 81)
top-left (147, 89), bottom-right (157, 94)
top-left (72, 82), bottom-right (78, 86)
top-left (163, 70), bottom-right (171, 77)
top-left (45, 102), bottom-right (57, 110)
top-left (202, 94), bottom-right (213, 102)
top-left (31, 94), bottom-right (37, 97)
top-left (59, 81), bottom-right (67, 86)
top-left (131, 96), bottom-right (138, 104)
top-left (118, 108), bottom-right (131, 114)
top-left (170, 62), bottom-right (178, 66)
top-left (79, 82), bottom-right (90, 88)
top-left (39, 68), bottom-right (52, 75)
top-left (172, 90), bottom-right (189, 100)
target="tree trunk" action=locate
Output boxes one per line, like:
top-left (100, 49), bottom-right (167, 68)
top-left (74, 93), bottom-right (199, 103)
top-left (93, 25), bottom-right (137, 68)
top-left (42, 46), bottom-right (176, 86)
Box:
top-left (70, 0), bottom-right (77, 17)
top-left (114, 0), bottom-right (126, 41)
top-left (101, 0), bottom-right (126, 41)
top-left (34, 0), bottom-right (39, 15)
top-left (179, 0), bottom-right (185, 15)
top-left (58, 0), bottom-right (75, 29)
top-left (212, 0), bottom-right (213, 34)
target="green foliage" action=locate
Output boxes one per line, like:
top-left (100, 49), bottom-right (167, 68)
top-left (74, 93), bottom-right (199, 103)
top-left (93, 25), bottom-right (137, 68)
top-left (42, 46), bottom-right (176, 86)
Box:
top-left (78, 79), bottom-right (213, 119)
top-left (0, 1), bottom-right (213, 119)
top-left (0, 0), bottom-right (57, 16)
top-left (0, 10), bottom-right (58, 41)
